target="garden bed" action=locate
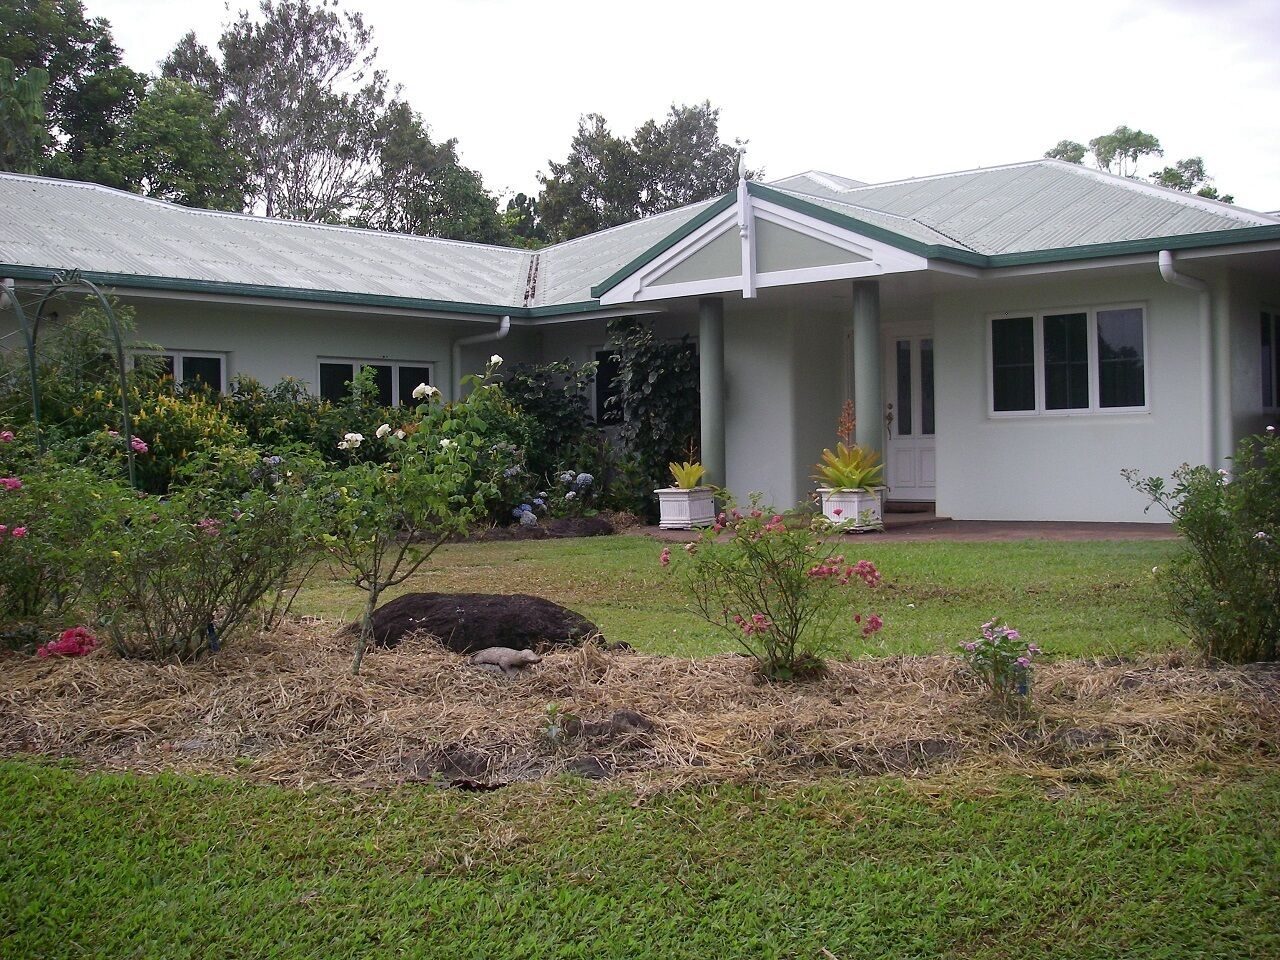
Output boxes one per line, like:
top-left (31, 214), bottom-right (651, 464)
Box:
top-left (1, 622), bottom-right (1276, 790)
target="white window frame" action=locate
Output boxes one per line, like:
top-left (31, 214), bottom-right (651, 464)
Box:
top-left (986, 302), bottom-right (1150, 418)
top-left (1262, 306), bottom-right (1280, 411)
top-left (316, 357), bottom-right (437, 407)
top-left (133, 349), bottom-right (229, 393)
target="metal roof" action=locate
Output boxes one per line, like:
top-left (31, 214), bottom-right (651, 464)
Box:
top-left (1, 160), bottom-right (1276, 316)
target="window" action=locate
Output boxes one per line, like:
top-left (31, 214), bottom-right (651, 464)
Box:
top-left (134, 350), bottom-right (226, 393)
top-left (1263, 311), bottom-right (1280, 409)
top-left (317, 358), bottom-right (434, 407)
top-left (988, 305), bottom-right (1147, 416)
top-left (594, 349), bottom-right (621, 425)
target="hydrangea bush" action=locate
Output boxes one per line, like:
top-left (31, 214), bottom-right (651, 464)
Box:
top-left (959, 619), bottom-right (1039, 705)
top-left (663, 497), bottom-right (885, 679)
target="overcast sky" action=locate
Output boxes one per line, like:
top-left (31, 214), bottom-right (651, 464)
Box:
top-left (88, 0), bottom-right (1280, 210)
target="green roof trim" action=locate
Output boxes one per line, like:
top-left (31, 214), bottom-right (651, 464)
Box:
top-left (588, 192), bottom-right (736, 299)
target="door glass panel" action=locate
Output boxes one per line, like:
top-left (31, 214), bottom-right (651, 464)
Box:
top-left (920, 338), bottom-right (935, 435)
top-left (895, 339), bottom-right (912, 436)
top-left (365, 364), bottom-right (393, 407)
top-left (319, 362), bottom-right (353, 402)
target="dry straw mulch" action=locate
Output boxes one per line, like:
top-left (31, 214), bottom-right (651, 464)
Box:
top-left (2, 621), bottom-right (1277, 791)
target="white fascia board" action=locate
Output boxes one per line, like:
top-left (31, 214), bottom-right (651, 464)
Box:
top-left (598, 196), bottom-right (930, 306)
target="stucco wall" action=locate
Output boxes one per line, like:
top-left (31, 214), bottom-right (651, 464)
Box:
top-left (932, 273), bottom-right (1209, 522)
top-left (1228, 269), bottom-right (1280, 438)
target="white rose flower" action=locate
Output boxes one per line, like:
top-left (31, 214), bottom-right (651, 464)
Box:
top-left (394, 429), bottom-right (406, 440)
top-left (439, 438), bottom-right (456, 450)
top-left (489, 354), bottom-right (503, 366)
top-left (1256, 531), bottom-right (1270, 541)
top-left (376, 423), bottom-right (391, 439)
top-left (337, 440), bottom-right (350, 450)
top-left (412, 382), bottom-right (438, 400)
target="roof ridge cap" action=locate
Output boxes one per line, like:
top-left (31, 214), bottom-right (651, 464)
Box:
top-left (541, 197), bottom-right (720, 253)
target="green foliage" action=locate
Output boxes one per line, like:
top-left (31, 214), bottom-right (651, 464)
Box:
top-left (0, 55), bottom-right (49, 172)
top-left (1043, 139), bottom-right (1085, 164)
top-left (0, 459), bottom-right (133, 638)
top-left (1088, 125), bottom-right (1162, 177)
top-left (319, 362), bottom-right (518, 671)
top-left (538, 102), bottom-right (749, 242)
top-left (498, 358), bottom-right (599, 482)
top-left (814, 441), bottom-right (884, 491)
top-left (1149, 156), bottom-right (1234, 203)
top-left (94, 481), bottom-right (320, 662)
top-left (665, 496), bottom-right (884, 678)
top-left (605, 317), bottom-right (699, 516)
top-left (668, 460), bottom-right (704, 489)
top-left (117, 77), bottom-right (247, 210)
top-left (1125, 428), bottom-right (1280, 663)
top-left (0, 0), bottom-right (147, 186)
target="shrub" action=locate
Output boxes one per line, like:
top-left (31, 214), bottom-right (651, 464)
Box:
top-left (0, 459), bottom-right (135, 639)
top-left (94, 482), bottom-right (320, 662)
top-left (605, 317), bottom-right (699, 516)
top-left (1125, 427), bottom-right (1280, 663)
top-left (663, 497), bottom-right (884, 679)
top-left (320, 361), bottom-right (518, 673)
top-left (499, 359), bottom-right (600, 481)
top-left (959, 619), bottom-right (1039, 705)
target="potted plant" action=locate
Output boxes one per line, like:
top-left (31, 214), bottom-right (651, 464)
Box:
top-left (814, 442), bottom-right (886, 530)
top-left (655, 460), bottom-right (717, 529)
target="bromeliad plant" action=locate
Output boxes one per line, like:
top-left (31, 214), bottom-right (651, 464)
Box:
top-left (668, 460), bottom-right (705, 489)
top-left (663, 495), bottom-right (885, 679)
top-left (959, 619), bottom-right (1039, 706)
top-left (814, 442), bottom-right (884, 491)
top-left (322, 360), bottom-right (518, 673)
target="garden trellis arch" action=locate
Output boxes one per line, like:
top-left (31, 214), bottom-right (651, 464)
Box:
top-left (1, 269), bottom-right (137, 488)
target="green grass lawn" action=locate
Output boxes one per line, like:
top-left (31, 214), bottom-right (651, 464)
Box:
top-left (294, 535), bottom-right (1185, 658)
top-left (2, 761), bottom-right (1276, 959)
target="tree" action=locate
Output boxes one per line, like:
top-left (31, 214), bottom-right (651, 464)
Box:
top-left (503, 192), bottom-right (547, 248)
top-left (0, 57), bottom-right (49, 172)
top-left (0, 0), bottom-right (146, 185)
top-left (117, 78), bottom-right (247, 210)
top-left (537, 102), bottom-right (748, 242)
top-left (352, 100), bottom-right (506, 243)
top-left (1087, 125), bottom-right (1162, 177)
top-left (1149, 157), bottom-right (1233, 204)
top-left (1044, 139), bottom-right (1086, 165)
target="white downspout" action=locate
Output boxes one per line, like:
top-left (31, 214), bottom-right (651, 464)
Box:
top-left (1158, 250), bottom-right (1215, 467)
top-left (450, 315), bottom-right (510, 400)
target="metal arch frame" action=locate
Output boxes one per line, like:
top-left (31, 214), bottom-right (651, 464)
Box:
top-left (1, 269), bottom-right (137, 488)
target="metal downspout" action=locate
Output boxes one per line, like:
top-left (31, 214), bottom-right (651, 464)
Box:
top-left (1158, 250), bottom-right (1215, 467)
top-left (450, 315), bottom-right (511, 400)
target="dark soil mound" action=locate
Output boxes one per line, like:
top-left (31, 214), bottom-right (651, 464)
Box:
top-left (366, 592), bottom-right (602, 653)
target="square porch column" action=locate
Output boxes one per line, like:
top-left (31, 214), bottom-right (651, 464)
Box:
top-left (699, 297), bottom-right (726, 487)
top-left (852, 280), bottom-right (883, 456)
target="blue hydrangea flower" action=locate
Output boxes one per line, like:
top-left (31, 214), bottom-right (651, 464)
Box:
top-left (574, 472), bottom-right (593, 488)
top-left (532, 498), bottom-right (546, 507)
top-left (558, 470), bottom-right (576, 484)
top-left (512, 507), bottom-right (525, 519)
top-left (519, 511), bottom-right (539, 527)
top-left (503, 465), bottom-right (521, 478)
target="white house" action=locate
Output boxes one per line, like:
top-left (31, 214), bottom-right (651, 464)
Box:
top-left (2, 160), bottom-right (1278, 522)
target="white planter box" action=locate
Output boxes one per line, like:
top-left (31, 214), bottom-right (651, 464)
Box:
top-left (817, 487), bottom-right (885, 531)
top-left (655, 487), bottom-right (717, 530)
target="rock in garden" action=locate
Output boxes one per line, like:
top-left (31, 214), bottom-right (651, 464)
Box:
top-left (366, 592), bottom-right (602, 653)
top-left (469, 647), bottom-right (542, 675)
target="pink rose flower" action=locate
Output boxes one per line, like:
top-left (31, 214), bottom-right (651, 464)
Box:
top-left (659, 547), bottom-right (671, 568)
top-left (1, 477), bottom-right (20, 491)
top-left (0, 430), bottom-right (13, 442)
top-left (11, 526), bottom-right (27, 538)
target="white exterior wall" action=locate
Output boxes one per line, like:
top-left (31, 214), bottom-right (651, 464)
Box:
top-left (1227, 269), bottom-right (1280, 439)
top-left (932, 272), bottom-right (1209, 522)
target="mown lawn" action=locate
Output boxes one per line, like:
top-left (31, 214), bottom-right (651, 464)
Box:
top-left (2, 761), bottom-right (1276, 959)
top-left (293, 535), bottom-right (1185, 658)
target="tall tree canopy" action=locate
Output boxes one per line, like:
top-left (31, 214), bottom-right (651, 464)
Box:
top-left (1045, 124), bottom-right (1232, 202)
top-left (0, 0), bottom-right (146, 185)
top-left (0, 56), bottom-right (49, 172)
top-left (536, 102), bottom-right (748, 243)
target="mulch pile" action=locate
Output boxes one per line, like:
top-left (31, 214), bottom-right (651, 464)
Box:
top-left (1, 621), bottom-right (1277, 790)
top-left (359, 592), bottom-right (602, 653)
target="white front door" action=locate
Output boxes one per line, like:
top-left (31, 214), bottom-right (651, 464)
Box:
top-left (884, 334), bottom-right (936, 502)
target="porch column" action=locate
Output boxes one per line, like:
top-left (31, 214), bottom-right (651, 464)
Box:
top-left (699, 296), bottom-right (726, 487)
top-left (851, 280), bottom-right (883, 456)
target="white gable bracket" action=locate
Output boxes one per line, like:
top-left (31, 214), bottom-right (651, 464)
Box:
top-left (738, 163), bottom-right (757, 299)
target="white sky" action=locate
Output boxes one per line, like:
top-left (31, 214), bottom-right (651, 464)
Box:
top-left (87, 0), bottom-right (1280, 210)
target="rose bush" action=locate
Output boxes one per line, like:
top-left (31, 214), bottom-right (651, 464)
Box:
top-left (663, 496), bottom-right (885, 679)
